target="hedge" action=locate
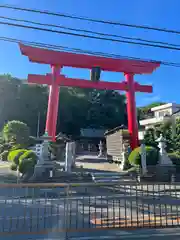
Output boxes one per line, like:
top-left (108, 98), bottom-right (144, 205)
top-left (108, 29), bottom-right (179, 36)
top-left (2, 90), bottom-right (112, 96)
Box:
top-left (8, 149), bottom-right (38, 174)
top-left (128, 146), bottom-right (159, 166)
top-left (168, 152), bottom-right (180, 165)
top-left (8, 149), bottom-right (26, 164)
top-left (18, 150), bottom-right (37, 174)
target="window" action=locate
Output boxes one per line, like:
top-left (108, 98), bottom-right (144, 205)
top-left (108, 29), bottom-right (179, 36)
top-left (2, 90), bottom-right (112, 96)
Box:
top-left (158, 110), bottom-right (170, 117)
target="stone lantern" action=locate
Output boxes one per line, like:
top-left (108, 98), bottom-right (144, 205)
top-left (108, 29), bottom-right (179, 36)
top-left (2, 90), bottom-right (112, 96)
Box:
top-left (156, 134), bottom-right (172, 166)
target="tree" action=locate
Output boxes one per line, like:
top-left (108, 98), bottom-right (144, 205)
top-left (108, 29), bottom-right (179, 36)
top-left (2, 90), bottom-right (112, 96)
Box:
top-left (3, 120), bottom-right (30, 145)
top-left (154, 122), bottom-right (174, 153)
top-left (0, 75), bottom-right (48, 136)
top-left (0, 74), bottom-right (127, 137)
top-left (144, 128), bottom-right (158, 148)
top-left (58, 88), bottom-right (127, 136)
top-left (137, 102), bottom-right (165, 121)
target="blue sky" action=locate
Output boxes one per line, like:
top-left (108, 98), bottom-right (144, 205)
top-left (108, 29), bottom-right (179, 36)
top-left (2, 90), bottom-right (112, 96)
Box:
top-left (0, 0), bottom-right (180, 106)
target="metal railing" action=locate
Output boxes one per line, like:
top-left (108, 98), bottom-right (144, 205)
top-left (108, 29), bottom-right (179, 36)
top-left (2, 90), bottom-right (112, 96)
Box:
top-left (0, 182), bottom-right (180, 237)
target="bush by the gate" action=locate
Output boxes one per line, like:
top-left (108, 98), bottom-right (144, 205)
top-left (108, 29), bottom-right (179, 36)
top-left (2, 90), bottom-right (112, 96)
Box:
top-left (128, 146), bottom-right (159, 166)
top-left (8, 149), bottom-right (26, 164)
top-left (168, 152), bottom-right (180, 165)
top-left (8, 149), bottom-right (37, 174)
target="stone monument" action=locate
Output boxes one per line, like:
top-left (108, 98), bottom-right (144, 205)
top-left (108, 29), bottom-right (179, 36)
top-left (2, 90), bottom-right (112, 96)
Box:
top-left (155, 134), bottom-right (174, 182)
top-left (156, 134), bottom-right (173, 166)
top-left (98, 140), bottom-right (103, 157)
top-left (119, 143), bottom-right (126, 171)
top-left (33, 132), bottom-right (54, 180)
top-left (140, 143), bottom-right (147, 175)
top-left (65, 142), bottom-right (76, 173)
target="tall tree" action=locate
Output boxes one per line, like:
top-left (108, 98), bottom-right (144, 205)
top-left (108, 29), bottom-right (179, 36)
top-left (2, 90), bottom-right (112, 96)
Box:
top-left (0, 74), bottom-right (127, 137)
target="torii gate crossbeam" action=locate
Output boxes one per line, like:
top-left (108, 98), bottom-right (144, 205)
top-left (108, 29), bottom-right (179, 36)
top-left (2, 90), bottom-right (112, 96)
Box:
top-left (19, 44), bottom-right (160, 149)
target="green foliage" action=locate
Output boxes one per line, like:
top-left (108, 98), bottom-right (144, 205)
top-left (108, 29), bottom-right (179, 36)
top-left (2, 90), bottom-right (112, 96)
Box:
top-left (168, 152), bottom-right (180, 165)
top-left (19, 158), bottom-right (36, 174)
top-left (8, 149), bottom-right (26, 164)
top-left (0, 132), bottom-right (3, 144)
top-left (10, 163), bottom-right (18, 171)
top-left (19, 150), bottom-right (37, 164)
top-left (144, 128), bottom-right (158, 148)
top-left (0, 143), bottom-right (12, 154)
top-left (8, 149), bottom-right (37, 174)
top-left (137, 102), bottom-right (165, 121)
top-left (27, 136), bottom-right (39, 147)
top-left (18, 150), bottom-right (37, 174)
top-left (171, 119), bottom-right (180, 154)
top-left (155, 122), bottom-right (174, 153)
top-left (0, 150), bottom-right (9, 161)
top-left (3, 120), bottom-right (30, 145)
top-left (0, 75), bottom-right (127, 137)
top-left (128, 146), bottom-right (159, 166)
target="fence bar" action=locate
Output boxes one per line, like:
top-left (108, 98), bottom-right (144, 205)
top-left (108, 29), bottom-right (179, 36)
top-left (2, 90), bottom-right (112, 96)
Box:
top-left (0, 182), bottom-right (179, 235)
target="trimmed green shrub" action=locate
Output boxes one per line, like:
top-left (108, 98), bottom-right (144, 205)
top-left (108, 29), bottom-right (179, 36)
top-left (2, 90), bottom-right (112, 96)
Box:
top-left (128, 146), bottom-right (159, 166)
top-left (19, 150), bottom-right (37, 163)
top-left (0, 150), bottom-right (9, 161)
top-left (168, 152), bottom-right (180, 165)
top-left (8, 149), bottom-right (37, 174)
top-left (18, 150), bottom-right (37, 174)
top-left (19, 158), bottom-right (36, 174)
top-left (3, 120), bottom-right (30, 145)
top-left (8, 149), bottom-right (26, 164)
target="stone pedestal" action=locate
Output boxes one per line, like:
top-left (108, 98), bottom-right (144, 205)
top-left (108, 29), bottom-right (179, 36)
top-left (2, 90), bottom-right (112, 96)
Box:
top-left (155, 134), bottom-right (174, 182)
top-left (32, 134), bottom-right (54, 180)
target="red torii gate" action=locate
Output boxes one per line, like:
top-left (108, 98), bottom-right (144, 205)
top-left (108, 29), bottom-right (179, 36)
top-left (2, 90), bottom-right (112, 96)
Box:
top-left (19, 44), bottom-right (160, 149)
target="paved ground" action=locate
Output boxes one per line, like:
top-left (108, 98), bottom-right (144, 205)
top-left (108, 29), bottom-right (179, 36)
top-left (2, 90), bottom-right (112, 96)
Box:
top-left (76, 155), bottom-right (122, 173)
top-left (1, 156), bottom-right (180, 239)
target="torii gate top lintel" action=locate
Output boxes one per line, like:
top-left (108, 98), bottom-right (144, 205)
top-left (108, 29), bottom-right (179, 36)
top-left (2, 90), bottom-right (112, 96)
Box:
top-left (19, 43), bottom-right (161, 149)
top-left (19, 44), bottom-right (160, 74)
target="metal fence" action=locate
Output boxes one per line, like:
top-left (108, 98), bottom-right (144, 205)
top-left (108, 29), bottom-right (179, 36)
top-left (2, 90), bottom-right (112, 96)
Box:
top-left (0, 182), bottom-right (180, 237)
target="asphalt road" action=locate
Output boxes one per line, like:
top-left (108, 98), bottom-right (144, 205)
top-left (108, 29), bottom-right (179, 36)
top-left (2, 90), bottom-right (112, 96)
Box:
top-left (1, 157), bottom-right (180, 239)
top-left (0, 183), bottom-right (180, 239)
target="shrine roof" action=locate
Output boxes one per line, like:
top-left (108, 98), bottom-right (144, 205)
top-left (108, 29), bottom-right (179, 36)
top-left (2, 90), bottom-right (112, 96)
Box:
top-left (19, 44), bottom-right (160, 74)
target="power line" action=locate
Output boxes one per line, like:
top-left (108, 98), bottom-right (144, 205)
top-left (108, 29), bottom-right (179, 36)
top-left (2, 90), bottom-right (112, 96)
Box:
top-left (1, 20), bottom-right (180, 51)
top-left (1, 4), bottom-right (180, 35)
top-left (0, 15), bottom-right (180, 48)
top-left (0, 35), bottom-right (180, 68)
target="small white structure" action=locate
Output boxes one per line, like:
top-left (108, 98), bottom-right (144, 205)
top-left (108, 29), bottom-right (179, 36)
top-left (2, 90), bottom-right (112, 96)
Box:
top-left (156, 134), bottom-right (172, 166)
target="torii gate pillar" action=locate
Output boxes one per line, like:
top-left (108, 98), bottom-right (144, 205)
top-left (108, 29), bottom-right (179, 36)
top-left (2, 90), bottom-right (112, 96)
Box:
top-left (45, 65), bottom-right (60, 141)
top-left (125, 73), bottom-right (138, 149)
